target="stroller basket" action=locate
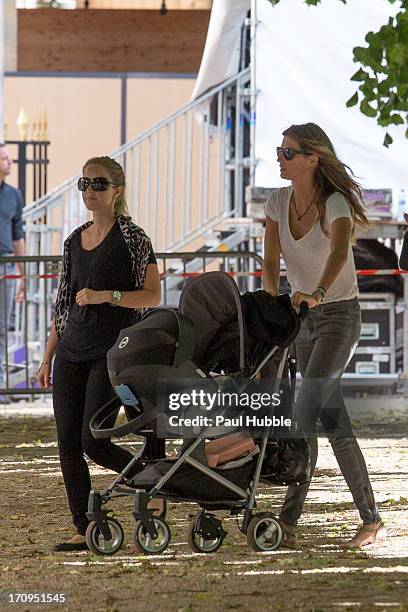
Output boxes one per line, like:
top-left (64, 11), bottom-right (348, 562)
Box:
top-left (131, 446), bottom-right (258, 502)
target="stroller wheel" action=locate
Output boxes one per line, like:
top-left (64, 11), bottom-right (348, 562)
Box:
top-left (133, 517), bottom-right (171, 554)
top-left (188, 514), bottom-right (226, 554)
top-left (85, 518), bottom-right (124, 555)
top-left (247, 513), bottom-right (283, 552)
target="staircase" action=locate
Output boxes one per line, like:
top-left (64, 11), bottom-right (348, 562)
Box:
top-left (22, 68), bottom-right (253, 257)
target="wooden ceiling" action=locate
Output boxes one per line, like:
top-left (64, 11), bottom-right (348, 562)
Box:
top-left (18, 9), bottom-right (211, 73)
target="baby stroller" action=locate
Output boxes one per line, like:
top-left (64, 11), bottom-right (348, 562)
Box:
top-left (86, 271), bottom-right (309, 555)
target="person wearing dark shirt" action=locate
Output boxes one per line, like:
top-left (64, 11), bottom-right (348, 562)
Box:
top-left (0, 144), bottom-right (25, 403)
top-left (37, 156), bottom-right (161, 551)
top-left (399, 213), bottom-right (408, 271)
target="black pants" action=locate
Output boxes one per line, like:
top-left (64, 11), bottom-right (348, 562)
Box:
top-left (53, 354), bottom-right (137, 535)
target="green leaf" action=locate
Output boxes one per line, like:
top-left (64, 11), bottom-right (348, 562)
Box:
top-left (378, 116), bottom-right (393, 127)
top-left (359, 83), bottom-right (377, 101)
top-left (360, 99), bottom-right (378, 117)
top-left (378, 77), bottom-right (393, 95)
top-left (383, 132), bottom-right (393, 147)
top-left (368, 44), bottom-right (384, 65)
top-left (353, 46), bottom-right (371, 65)
top-left (346, 91), bottom-right (359, 107)
top-left (389, 43), bottom-right (407, 66)
top-left (351, 68), bottom-right (369, 82)
top-left (394, 100), bottom-right (408, 112)
top-left (390, 113), bottom-right (405, 125)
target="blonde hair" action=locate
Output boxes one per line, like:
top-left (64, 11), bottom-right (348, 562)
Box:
top-left (282, 123), bottom-right (370, 240)
top-left (83, 156), bottom-right (128, 217)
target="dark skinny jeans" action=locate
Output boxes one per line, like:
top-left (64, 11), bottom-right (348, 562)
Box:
top-left (53, 353), bottom-right (138, 535)
top-left (279, 298), bottom-right (381, 527)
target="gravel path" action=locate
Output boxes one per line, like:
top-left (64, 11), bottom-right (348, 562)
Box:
top-left (0, 404), bottom-right (407, 612)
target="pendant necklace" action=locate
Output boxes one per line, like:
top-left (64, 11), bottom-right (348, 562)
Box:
top-left (292, 192), bottom-right (316, 221)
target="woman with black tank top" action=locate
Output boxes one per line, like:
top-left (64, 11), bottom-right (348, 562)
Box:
top-left (37, 156), bottom-right (161, 551)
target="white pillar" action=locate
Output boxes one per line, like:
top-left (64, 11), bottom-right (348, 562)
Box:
top-left (1, 1), bottom-right (17, 142)
top-left (5, 1), bottom-right (17, 73)
top-left (0, 2), bottom-right (4, 143)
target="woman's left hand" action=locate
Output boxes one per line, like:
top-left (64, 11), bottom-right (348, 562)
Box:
top-left (291, 291), bottom-right (319, 309)
top-left (76, 288), bottom-right (104, 306)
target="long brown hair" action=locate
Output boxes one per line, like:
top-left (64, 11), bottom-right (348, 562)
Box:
top-left (282, 123), bottom-right (370, 239)
top-left (83, 156), bottom-right (128, 217)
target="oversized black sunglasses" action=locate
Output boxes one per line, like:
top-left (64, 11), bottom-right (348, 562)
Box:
top-left (77, 176), bottom-right (117, 192)
top-left (276, 146), bottom-right (313, 161)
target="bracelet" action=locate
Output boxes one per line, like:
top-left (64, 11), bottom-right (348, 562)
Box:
top-left (40, 361), bottom-right (50, 366)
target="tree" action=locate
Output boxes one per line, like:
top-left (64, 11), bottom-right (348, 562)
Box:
top-left (267, 0), bottom-right (408, 146)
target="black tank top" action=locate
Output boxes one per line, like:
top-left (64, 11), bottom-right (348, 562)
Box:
top-left (57, 221), bottom-right (155, 362)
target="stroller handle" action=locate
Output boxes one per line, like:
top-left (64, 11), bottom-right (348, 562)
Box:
top-left (299, 301), bottom-right (309, 321)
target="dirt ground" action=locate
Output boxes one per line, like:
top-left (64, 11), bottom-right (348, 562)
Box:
top-left (0, 406), bottom-right (408, 612)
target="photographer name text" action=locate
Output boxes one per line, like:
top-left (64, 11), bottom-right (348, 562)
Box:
top-left (167, 415), bottom-right (292, 428)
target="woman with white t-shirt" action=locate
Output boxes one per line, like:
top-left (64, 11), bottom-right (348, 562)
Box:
top-left (263, 123), bottom-right (386, 549)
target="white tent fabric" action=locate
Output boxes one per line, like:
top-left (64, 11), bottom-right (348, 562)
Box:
top-left (255, 0), bottom-right (407, 209)
top-left (193, 0), bottom-right (407, 209)
top-left (0, 4), bottom-right (4, 143)
top-left (191, 0), bottom-right (250, 100)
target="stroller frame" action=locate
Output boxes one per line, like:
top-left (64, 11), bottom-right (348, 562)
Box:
top-left (86, 272), bottom-right (304, 555)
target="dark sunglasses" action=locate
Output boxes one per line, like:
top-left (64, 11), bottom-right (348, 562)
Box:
top-left (77, 176), bottom-right (117, 192)
top-left (276, 146), bottom-right (312, 161)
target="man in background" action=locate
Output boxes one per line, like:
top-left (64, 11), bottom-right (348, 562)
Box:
top-left (0, 144), bottom-right (25, 403)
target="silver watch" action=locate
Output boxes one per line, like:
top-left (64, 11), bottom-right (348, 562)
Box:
top-left (312, 288), bottom-right (326, 303)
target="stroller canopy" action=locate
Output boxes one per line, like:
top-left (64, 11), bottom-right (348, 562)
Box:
top-left (179, 271), bottom-right (300, 375)
top-left (107, 272), bottom-right (301, 408)
top-left (179, 271), bottom-right (247, 373)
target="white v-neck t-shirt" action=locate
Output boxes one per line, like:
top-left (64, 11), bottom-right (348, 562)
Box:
top-left (266, 186), bottom-right (358, 303)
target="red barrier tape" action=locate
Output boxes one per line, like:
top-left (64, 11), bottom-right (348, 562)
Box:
top-left (1, 269), bottom-right (408, 281)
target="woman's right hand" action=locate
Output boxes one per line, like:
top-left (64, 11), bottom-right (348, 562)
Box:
top-left (37, 361), bottom-right (52, 388)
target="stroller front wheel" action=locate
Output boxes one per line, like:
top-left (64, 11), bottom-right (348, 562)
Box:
top-left (133, 518), bottom-right (171, 554)
top-left (247, 513), bottom-right (283, 552)
top-left (85, 517), bottom-right (124, 555)
top-left (188, 513), bottom-right (226, 554)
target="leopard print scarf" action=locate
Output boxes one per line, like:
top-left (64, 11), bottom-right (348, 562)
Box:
top-left (53, 215), bottom-right (152, 339)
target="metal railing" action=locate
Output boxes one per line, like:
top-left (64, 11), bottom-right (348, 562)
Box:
top-left (0, 251), bottom-right (263, 395)
top-left (3, 254), bottom-right (407, 397)
top-left (22, 68), bottom-right (252, 257)
top-left (5, 139), bottom-right (50, 204)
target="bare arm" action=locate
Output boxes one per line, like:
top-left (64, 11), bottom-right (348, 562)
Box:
top-left (37, 320), bottom-right (58, 388)
top-left (12, 237), bottom-right (24, 272)
top-left (76, 264), bottom-right (162, 308)
top-left (317, 217), bottom-right (352, 291)
top-left (262, 216), bottom-right (281, 296)
top-left (12, 238), bottom-right (25, 302)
